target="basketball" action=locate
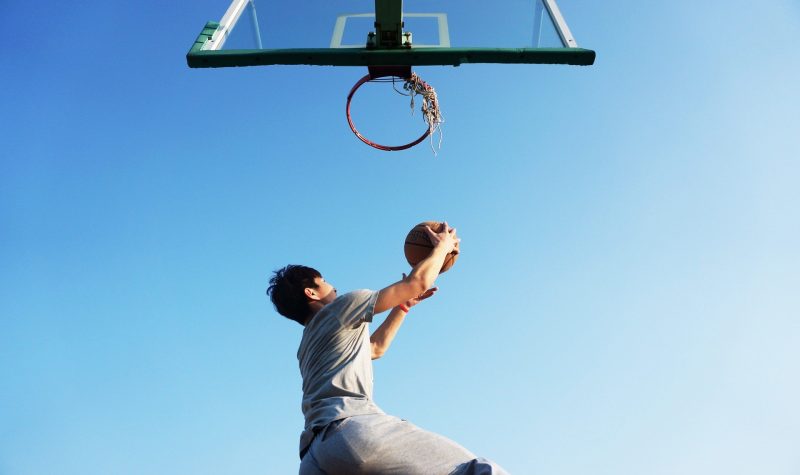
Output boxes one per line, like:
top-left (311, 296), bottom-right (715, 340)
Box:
top-left (404, 221), bottom-right (460, 273)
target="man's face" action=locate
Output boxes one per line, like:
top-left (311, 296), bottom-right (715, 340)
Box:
top-left (311, 276), bottom-right (337, 305)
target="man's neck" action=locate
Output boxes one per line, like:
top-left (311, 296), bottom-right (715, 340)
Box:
top-left (303, 306), bottom-right (322, 326)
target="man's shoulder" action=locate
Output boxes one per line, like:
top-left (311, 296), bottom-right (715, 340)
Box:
top-left (336, 289), bottom-right (375, 303)
top-left (299, 289), bottom-right (379, 353)
top-left (326, 289), bottom-right (377, 315)
top-left (326, 289), bottom-right (379, 327)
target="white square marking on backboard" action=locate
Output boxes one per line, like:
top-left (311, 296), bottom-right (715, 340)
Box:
top-left (331, 13), bottom-right (450, 48)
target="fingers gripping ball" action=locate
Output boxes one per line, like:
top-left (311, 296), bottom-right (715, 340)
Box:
top-left (404, 221), bottom-right (460, 273)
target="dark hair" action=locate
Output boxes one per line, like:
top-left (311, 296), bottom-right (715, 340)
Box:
top-left (266, 265), bottom-right (321, 325)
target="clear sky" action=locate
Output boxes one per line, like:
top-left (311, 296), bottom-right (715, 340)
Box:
top-left (2, 1), bottom-right (799, 474)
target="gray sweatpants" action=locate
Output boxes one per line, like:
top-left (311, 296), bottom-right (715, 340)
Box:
top-left (299, 414), bottom-right (508, 475)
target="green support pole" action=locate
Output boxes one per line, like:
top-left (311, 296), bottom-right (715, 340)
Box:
top-left (374, 0), bottom-right (403, 48)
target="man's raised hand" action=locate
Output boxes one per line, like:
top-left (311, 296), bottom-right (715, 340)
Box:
top-left (425, 221), bottom-right (460, 255)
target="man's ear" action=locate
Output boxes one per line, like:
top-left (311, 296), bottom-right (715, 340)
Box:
top-left (304, 287), bottom-right (319, 301)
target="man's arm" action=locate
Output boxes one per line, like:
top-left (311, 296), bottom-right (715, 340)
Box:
top-left (370, 307), bottom-right (407, 360)
top-left (374, 223), bottom-right (458, 314)
top-left (371, 285), bottom-right (437, 359)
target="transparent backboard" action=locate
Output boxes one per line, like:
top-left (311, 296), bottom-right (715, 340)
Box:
top-left (187, 0), bottom-right (595, 68)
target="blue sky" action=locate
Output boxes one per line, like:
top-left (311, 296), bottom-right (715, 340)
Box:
top-left (2, 1), bottom-right (799, 474)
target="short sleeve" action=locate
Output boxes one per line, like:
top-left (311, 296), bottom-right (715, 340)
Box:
top-left (335, 290), bottom-right (379, 328)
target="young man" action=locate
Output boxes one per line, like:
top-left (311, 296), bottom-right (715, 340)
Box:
top-left (267, 223), bottom-right (508, 475)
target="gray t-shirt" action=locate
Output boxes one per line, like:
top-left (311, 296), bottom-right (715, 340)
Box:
top-left (297, 289), bottom-right (384, 455)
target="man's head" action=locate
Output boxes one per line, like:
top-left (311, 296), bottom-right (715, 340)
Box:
top-left (267, 265), bottom-right (337, 325)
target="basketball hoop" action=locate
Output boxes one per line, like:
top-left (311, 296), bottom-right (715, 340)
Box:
top-left (346, 66), bottom-right (444, 153)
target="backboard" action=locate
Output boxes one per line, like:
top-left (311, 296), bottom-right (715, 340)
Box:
top-left (187, 0), bottom-right (595, 68)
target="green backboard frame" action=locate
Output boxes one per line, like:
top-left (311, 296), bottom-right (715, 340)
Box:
top-left (187, 0), bottom-right (595, 68)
